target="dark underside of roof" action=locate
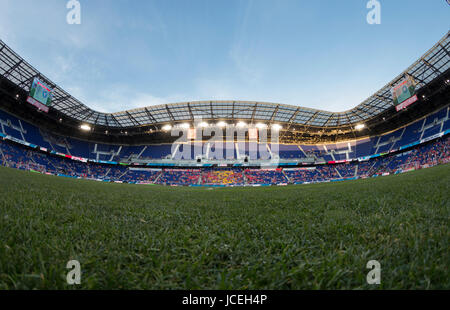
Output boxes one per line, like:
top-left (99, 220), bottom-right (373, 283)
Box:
top-left (1, 67), bottom-right (448, 145)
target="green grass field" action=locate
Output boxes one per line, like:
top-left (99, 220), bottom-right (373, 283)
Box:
top-left (0, 164), bottom-right (449, 290)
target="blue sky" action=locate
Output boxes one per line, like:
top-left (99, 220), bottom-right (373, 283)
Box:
top-left (0, 0), bottom-right (449, 113)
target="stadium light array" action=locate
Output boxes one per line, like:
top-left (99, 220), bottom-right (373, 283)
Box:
top-left (162, 124), bottom-right (172, 131)
top-left (80, 124), bottom-right (91, 131)
top-left (355, 124), bottom-right (366, 131)
top-left (271, 124), bottom-right (282, 131)
top-left (236, 121), bottom-right (247, 128)
top-left (217, 121), bottom-right (227, 127)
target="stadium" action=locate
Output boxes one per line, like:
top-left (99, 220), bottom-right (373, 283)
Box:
top-left (1, 34), bottom-right (449, 187)
top-left (0, 4), bottom-right (449, 292)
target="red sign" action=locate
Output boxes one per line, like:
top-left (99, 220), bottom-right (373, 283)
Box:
top-left (27, 96), bottom-right (49, 113)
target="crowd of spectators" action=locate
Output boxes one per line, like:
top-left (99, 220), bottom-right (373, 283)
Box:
top-left (1, 136), bottom-right (449, 186)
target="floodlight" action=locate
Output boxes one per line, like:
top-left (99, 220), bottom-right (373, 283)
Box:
top-left (80, 124), bottom-right (91, 131)
top-left (162, 124), bottom-right (172, 131)
top-left (355, 124), bottom-right (365, 131)
top-left (271, 124), bottom-right (282, 131)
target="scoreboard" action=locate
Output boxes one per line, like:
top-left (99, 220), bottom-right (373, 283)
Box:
top-left (26, 78), bottom-right (53, 113)
top-left (391, 76), bottom-right (418, 112)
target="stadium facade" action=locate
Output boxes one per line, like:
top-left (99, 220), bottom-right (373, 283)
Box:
top-left (0, 32), bottom-right (449, 187)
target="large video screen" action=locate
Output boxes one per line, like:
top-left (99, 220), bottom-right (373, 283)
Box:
top-left (391, 76), bottom-right (416, 105)
top-left (391, 76), bottom-right (418, 112)
top-left (26, 78), bottom-right (53, 113)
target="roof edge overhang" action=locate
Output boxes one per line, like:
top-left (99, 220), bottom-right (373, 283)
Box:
top-left (0, 31), bottom-right (449, 129)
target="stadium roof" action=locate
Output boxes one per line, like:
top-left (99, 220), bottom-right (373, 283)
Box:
top-left (0, 31), bottom-right (449, 129)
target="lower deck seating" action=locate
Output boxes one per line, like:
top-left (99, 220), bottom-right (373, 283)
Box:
top-left (155, 169), bottom-right (201, 186)
top-left (202, 169), bottom-right (244, 185)
top-left (1, 135), bottom-right (449, 186)
top-left (244, 169), bottom-right (288, 185)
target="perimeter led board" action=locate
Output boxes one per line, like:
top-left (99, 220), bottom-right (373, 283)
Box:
top-left (26, 78), bottom-right (53, 113)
